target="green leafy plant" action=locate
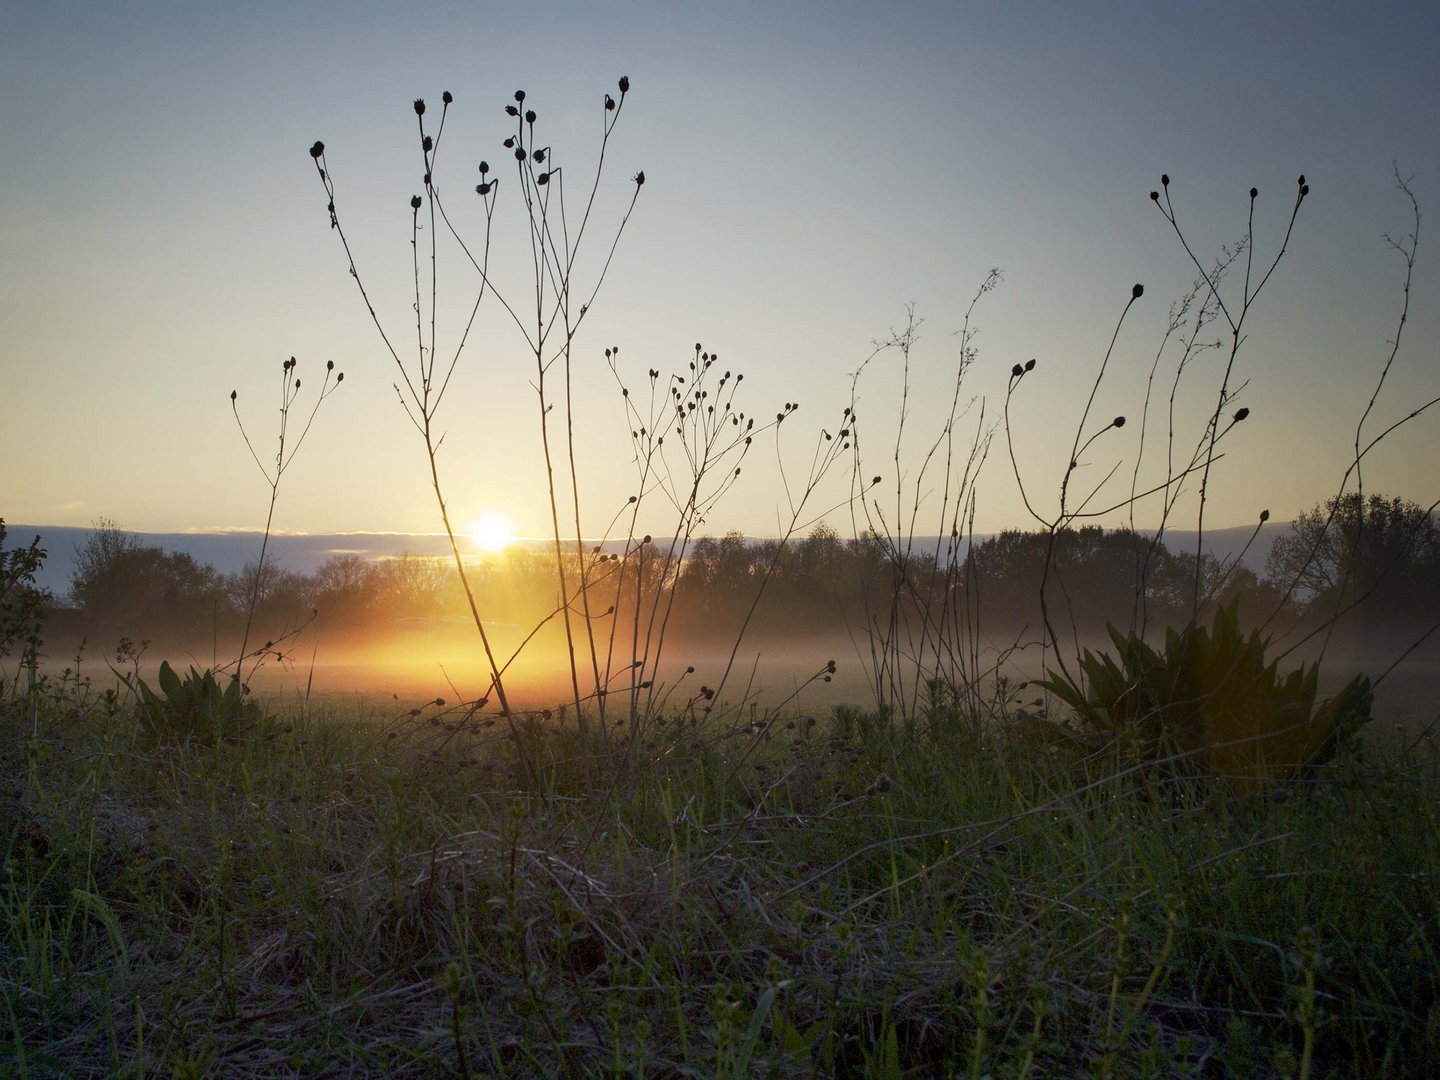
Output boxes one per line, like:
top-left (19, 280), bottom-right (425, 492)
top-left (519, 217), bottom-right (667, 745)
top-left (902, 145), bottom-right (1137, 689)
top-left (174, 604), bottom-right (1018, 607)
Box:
top-left (131, 660), bottom-right (266, 745)
top-left (0, 519), bottom-right (50, 690)
top-left (1035, 600), bottom-right (1372, 792)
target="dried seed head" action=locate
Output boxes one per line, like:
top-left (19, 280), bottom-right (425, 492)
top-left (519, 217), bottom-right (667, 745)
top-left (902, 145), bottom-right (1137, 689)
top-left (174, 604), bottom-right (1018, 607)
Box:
top-left (1132, 283), bottom-right (1144, 299)
top-left (442, 90), bottom-right (453, 104)
top-left (1025, 358), bottom-right (1036, 371)
top-left (1113, 415), bottom-right (1126, 428)
top-left (1149, 190), bottom-right (1159, 201)
top-left (413, 98), bottom-right (426, 116)
top-left (1300, 184), bottom-right (1309, 196)
top-left (410, 195), bottom-right (422, 209)
top-left (504, 137), bottom-right (515, 148)
top-left (628, 495), bottom-right (637, 503)
top-left (1161, 173), bottom-right (1170, 186)
top-left (524, 109), bottom-right (536, 123)
top-left (230, 389), bottom-right (237, 401)
top-left (476, 182), bottom-right (491, 195)
top-left (514, 147), bottom-right (526, 161)
top-left (514, 90), bottom-right (526, 102)
top-left (478, 161), bottom-right (490, 175)
top-left (634, 170), bottom-right (645, 186)
top-left (423, 135), bottom-right (433, 152)
top-left (872, 475), bottom-right (882, 485)
top-left (605, 94), bottom-right (616, 111)
top-left (1011, 363), bottom-right (1023, 378)
top-left (1233, 407), bottom-right (1250, 422)
top-left (336, 372), bottom-right (343, 382)
top-left (1249, 186), bottom-right (1258, 199)
top-left (309, 140), bottom-right (325, 159)
top-left (506, 105), bottom-right (519, 117)
top-left (1260, 509), bottom-right (1271, 522)
top-left (642, 534), bottom-right (652, 544)
top-left (532, 148), bottom-right (545, 163)
top-left (618, 75), bottom-right (630, 93)
top-left (327, 359), bottom-right (334, 370)
top-left (1297, 174), bottom-right (1306, 187)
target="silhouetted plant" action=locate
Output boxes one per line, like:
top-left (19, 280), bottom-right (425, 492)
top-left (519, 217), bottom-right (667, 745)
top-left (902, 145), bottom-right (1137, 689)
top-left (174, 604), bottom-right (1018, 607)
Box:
top-left (0, 519), bottom-right (49, 698)
top-left (1033, 600), bottom-right (1372, 794)
top-left (846, 281), bottom-right (1000, 727)
top-left (601, 342), bottom-right (862, 739)
top-left (992, 175), bottom-right (1318, 709)
top-left (598, 342), bottom-right (771, 730)
top-left (1149, 173), bottom-right (1309, 611)
top-left (129, 660), bottom-right (268, 746)
top-left (313, 80), bottom-right (642, 767)
top-left (229, 354), bottom-right (342, 682)
top-left (1266, 172), bottom-right (1440, 662)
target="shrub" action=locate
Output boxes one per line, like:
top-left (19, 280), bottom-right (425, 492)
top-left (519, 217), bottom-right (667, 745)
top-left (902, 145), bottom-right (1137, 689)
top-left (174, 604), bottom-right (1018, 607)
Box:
top-left (0, 518), bottom-right (49, 669)
top-left (132, 661), bottom-right (266, 745)
top-left (1035, 601), bottom-right (1372, 792)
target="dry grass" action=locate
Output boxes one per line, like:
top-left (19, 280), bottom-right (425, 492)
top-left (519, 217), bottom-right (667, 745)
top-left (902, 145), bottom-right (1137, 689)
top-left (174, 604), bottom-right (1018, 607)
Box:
top-left (5, 671), bottom-right (1438, 1077)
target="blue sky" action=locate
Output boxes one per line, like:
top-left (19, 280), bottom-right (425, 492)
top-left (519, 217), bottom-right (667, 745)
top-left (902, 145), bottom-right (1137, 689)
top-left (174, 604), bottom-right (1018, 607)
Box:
top-left (4, 0), bottom-right (1437, 543)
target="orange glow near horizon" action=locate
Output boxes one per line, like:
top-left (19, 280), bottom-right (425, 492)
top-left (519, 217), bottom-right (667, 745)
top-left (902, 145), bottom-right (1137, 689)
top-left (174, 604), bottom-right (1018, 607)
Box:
top-left (468, 511), bottom-right (517, 555)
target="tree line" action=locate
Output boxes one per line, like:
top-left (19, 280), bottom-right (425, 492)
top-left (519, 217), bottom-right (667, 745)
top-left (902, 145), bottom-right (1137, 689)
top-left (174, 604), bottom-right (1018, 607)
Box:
top-left (7, 493), bottom-right (1435, 658)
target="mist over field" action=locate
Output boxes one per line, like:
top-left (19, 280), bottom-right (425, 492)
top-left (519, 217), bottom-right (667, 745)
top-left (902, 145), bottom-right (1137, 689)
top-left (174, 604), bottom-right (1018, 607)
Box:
top-left (20, 515), bottom-right (1439, 734)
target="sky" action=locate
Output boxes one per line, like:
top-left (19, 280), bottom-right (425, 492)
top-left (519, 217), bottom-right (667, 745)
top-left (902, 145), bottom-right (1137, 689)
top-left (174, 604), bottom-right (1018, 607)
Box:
top-left (4, 0), bottom-right (1438, 548)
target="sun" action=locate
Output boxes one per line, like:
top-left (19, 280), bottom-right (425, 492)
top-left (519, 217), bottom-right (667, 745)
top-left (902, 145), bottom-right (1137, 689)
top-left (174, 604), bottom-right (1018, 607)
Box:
top-left (468, 511), bottom-right (517, 554)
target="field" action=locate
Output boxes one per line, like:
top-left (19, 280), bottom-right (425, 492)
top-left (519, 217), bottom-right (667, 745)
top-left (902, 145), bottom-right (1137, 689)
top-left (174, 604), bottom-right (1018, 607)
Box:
top-left (4, 660), bottom-right (1439, 1078)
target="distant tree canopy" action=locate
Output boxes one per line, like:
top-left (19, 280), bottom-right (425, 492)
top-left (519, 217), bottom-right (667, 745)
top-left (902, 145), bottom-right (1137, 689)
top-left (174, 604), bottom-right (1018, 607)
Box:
top-left (961, 526), bottom-right (1251, 630)
top-left (226, 561), bottom-right (312, 625)
top-left (55, 500), bottom-right (1436, 650)
top-left (677, 525), bottom-right (884, 633)
top-left (69, 520), bottom-right (227, 626)
top-left (1265, 493), bottom-right (1440, 618)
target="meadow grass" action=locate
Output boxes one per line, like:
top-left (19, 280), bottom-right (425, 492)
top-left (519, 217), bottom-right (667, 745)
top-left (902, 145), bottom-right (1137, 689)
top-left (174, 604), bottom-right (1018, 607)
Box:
top-left (4, 674), bottom-right (1437, 1077)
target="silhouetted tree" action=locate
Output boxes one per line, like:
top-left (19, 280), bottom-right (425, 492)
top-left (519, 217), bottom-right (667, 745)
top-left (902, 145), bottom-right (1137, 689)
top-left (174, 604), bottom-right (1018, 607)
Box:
top-left (308, 553), bottom-right (378, 624)
top-left (226, 561), bottom-right (311, 625)
top-left (963, 526), bottom-right (1219, 630)
top-left (370, 553), bottom-right (457, 618)
top-left (69, 520), bottom-right (227, 627)
top-left (1265, 493), bottom-right (1440, 616)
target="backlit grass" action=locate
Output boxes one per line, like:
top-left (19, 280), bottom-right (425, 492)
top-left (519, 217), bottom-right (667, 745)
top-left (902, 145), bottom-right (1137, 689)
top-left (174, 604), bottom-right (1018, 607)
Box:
top-left (4, 674), bottom-right (1437, 1077)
